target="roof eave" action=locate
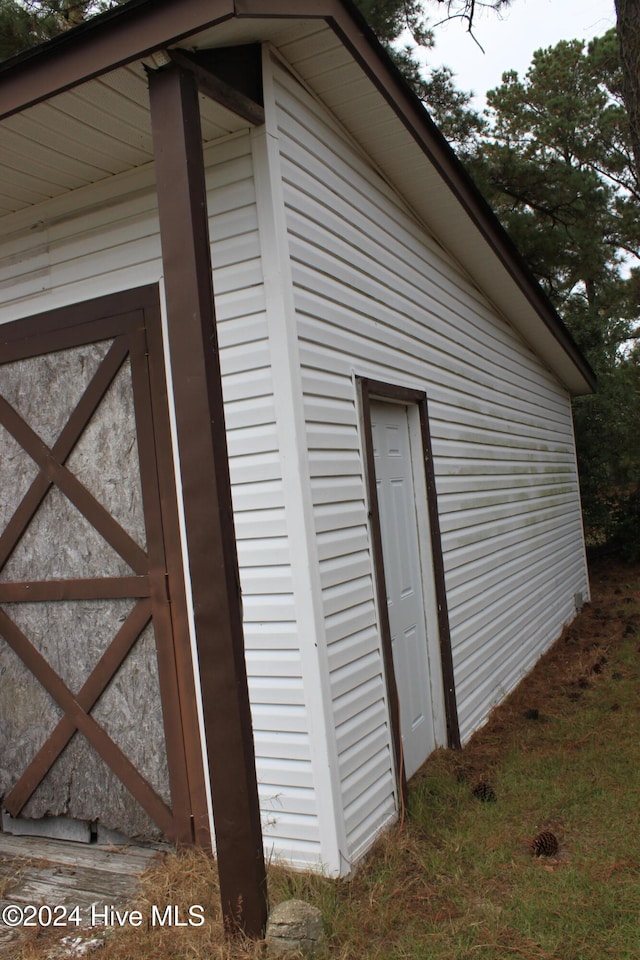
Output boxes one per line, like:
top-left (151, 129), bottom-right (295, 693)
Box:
top-left (318, 3), bottom-right (597, 395)
top-left (0, 0), bottom-right (237, 119)
top-left (0, 0), bottom-right (596, 396)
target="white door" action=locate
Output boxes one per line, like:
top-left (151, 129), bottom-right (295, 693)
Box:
top-left (370, 401), bottom-right (435, 778)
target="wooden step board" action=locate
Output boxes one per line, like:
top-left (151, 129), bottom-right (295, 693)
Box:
top-left (0, 833), bottom-right (164, 944)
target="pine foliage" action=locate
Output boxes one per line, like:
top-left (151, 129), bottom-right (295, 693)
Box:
top-left (0, 0), bottom-right (122, 59)
top-left (468, 31), bottom-right (640, 553)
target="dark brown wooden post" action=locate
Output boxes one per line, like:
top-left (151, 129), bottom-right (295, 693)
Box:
top-left (148, 63), bottom-right (267, 938)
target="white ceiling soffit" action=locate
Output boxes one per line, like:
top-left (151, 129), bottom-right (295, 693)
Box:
top-left (0, 60), bottom-right (255, 218)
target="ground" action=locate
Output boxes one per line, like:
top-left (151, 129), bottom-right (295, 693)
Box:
top-left (2, 557), bottom-right (640, 959)
top-left (440, 556), bottom-right (640, 784)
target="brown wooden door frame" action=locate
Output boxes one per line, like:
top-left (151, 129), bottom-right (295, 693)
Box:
top-left (358, 377), bottom-right (460, 799)
top-left (0, 284), bottom-right (209, 846)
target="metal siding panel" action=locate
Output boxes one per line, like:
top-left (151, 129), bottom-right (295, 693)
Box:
top-left (53, 88), bottom-right (152, 156)
top-left (278, 23), bottom-right (341, 65)
top-left (333, 674), bottom-right (387, 727)
top-left (345, 794), bottom-right (396, 862)
top-left (273, 59), bottom-right (589, 857)
top-left (340, 747), bottom-right (395, 809)
top-left (322, 577), bottom-right (374, 617)
top-left (213, 133), bottom-right (325, 867)
top-left (251, 701), bottom-right (309, 733)
top-left (314, 501), bottom-right (368, 535)
top-left (338, 726), bottom-right (392, 782)
top-left (326, 623), bottom-right (380, 674)
top-left (316, 526), bottom-right (371, 563)
top-left (319, 551), bottom-right (372, 590)
top-left (326, 620), bottom-right (379, 668)
top-left (311, 475), bottom-right (365, 506)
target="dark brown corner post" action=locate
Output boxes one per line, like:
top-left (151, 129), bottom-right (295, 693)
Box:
top-left (148, 64), bottom-right (267, 938)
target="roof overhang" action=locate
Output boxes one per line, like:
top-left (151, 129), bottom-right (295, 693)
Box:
top-left (0, 0), bottom-right (596, 396)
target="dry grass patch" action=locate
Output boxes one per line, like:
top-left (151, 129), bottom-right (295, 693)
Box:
top-left (15, 847), bottom-right (267, 960)
top-left (8, 559), bottom-right (640, 960)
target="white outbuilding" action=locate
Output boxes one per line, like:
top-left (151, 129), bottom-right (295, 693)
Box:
top-left (0, 0), bottom-right (593, 934)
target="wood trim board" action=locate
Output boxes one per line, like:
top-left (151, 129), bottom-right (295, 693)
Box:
top-left (149, 63), bottom-right (267, 937)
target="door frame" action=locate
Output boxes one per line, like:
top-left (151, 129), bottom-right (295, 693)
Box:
top-left (357, 378), bottom-right (460, 797)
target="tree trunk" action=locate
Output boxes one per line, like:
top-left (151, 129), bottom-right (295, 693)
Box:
top-left (615, 0), bottom-right (640, 181)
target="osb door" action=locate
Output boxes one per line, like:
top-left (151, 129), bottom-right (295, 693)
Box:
top-left (0, 287), bottom-right (205, 845)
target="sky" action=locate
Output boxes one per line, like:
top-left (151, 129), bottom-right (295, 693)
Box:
top-left (413, 0), bottom-right (617, 108)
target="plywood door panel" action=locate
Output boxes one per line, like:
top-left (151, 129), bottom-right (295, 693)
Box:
top-left (0, 289), bottom-right (199, 844)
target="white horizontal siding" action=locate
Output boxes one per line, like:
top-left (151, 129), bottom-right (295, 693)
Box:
top-left (203, 133), bottom-right (323, 863)
top-left (272, 54), bottom-right (588, 855)
top-left (0, 130), bottom-right (323, 866)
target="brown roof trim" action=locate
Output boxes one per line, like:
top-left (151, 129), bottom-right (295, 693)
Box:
top-left (0, 0), bottom-right (235, 119)
top-left (317, 3), bottom-right (597, 394)
top-left (0, 0), bottom-right (595, 392)
top-left (235, 0), bottom-right (595, 393)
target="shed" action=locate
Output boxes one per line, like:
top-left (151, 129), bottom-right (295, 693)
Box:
top-left (0, 0), bottom-right (594, 935)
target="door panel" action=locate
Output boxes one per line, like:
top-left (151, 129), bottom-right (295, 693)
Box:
top-left (0, 293), bottom-right (196, 843)
top-left (370, 400), bottom-right (435, 778)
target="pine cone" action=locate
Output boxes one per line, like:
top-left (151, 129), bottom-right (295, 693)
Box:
top-left (529, 831), bottom-right (559, 857)
top-left (471, 780), bottom-right (497, 802)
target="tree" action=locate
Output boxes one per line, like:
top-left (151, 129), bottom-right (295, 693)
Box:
top-left (615, 0), bottom-right (640, 175)
top-left (430, 0), bottom-right (512, 38)
top-left (350, 0), bottom-right (493, 149)
top-left (355, 0), bottom-right (434, 47)
top-left (470, 31), bottom-right (640, 553)
top-left (353, 0), bottom-right (511, 44)
top-left (0, 1), bottom-right (34, 60)
top-left (0, 0), bottom-right (121, 58)
top-left (472, 31), bottom-right (639, 343)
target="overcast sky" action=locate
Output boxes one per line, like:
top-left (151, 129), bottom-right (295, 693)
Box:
top-left (413, 0), bottom-right (617, 108)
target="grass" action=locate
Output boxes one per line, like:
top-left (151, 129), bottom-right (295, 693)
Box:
top-left (8, 560), bottom-right (640, 959)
